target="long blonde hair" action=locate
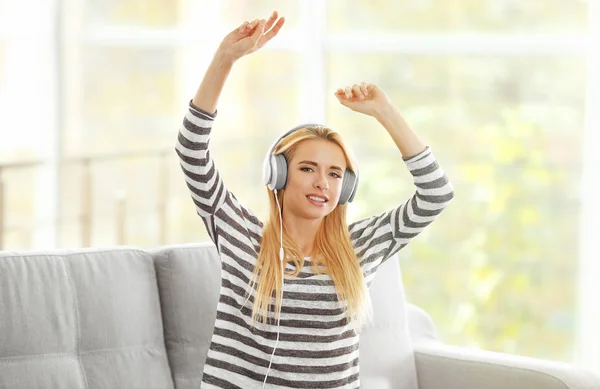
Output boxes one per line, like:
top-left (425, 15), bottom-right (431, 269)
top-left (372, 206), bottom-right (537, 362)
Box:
top-left (245, 126), bottom-right (373, 333)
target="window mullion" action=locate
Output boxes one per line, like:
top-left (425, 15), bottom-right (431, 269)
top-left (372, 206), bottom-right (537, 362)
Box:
top-left (298, 0), bottom-right (327, 123)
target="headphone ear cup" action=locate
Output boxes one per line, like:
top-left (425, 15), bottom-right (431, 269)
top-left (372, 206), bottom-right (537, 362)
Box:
top-left (271, 154), bottom-right (288, 190)
top-left (263, 154), bottom-right (273, 187)
top-left (348, 170), bottom-right (359, 203)
top-left (338, 169), bottom-right (357, 205)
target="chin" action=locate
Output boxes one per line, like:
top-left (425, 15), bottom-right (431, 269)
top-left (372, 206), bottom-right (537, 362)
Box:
top-left (303, 211), bottom-right (325, 220)
top-left (310, 206), bottom-right (334, 218)
top-left (301, 207), bottom-right (327, 219)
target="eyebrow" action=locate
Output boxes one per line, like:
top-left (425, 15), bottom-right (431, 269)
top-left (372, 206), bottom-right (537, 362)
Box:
top-left (297, 160), bottom-right (344, 172)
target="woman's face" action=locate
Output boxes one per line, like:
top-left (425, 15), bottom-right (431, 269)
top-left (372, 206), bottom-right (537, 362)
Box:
top-left (284, 139), bottom-right (347, 220)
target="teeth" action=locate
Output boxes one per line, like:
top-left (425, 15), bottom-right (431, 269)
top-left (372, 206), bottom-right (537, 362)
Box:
top-left (308, 196), bottom-right (326, 202)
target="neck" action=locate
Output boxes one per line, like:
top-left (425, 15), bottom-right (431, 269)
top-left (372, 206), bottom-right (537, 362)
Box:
top-left (282, 212), bottom-right (322, 258)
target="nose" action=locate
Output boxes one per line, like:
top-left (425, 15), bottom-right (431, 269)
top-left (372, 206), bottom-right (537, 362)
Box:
top-left (314, 173), bottom-right (329, 190)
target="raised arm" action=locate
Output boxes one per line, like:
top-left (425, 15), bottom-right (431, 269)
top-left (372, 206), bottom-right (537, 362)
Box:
top-left (175, 12), bottom-right (285, 243)
top-left (338, 82), bottom-right (454, 273)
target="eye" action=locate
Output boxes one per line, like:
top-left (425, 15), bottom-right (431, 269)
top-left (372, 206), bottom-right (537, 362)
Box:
top-left (300, 166), bottom-right (342, 179)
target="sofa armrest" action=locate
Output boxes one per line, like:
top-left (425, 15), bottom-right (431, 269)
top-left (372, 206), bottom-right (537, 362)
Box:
top-left (406, 303), bottom-right (438, 343)
top-left (413, 341), bottom-right (600, 389)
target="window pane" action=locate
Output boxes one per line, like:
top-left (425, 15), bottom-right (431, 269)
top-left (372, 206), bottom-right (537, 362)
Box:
top-left (0, 166), bottom-right (38, 250)
top-left (0, 41), bottom-right (8, 159)
top-left (58, 49), bottom-right (300, 248)
top-left (327, 0), bottom-right (589, 32)
top-left (85, 0), bottom-right (181, 27)
top-left (58, 45), bottom-right (180, 248)
top-left (0, 0), bottom-right (7, 30)
top-left (58, 155), bottom-right (172, 248)
top-left (0, 8), bottom-right (55, 163)
top-left (326, 53), bottom-right (586, 361)
top-left (65, 46), bottom-right (177, 156)
top-left (0, 42), bottom-right (4, 84)
top-left (0, 41), bottom-right (44, 162)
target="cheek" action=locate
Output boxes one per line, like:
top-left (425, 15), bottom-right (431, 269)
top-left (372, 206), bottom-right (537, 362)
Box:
top-left (286, 175), bottom-right (307, 198)
top-left (285, 172), bottom-right (298, 187)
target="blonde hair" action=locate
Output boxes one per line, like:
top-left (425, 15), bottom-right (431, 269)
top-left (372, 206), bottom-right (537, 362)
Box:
top-left (244, 126), bottom-right (373, 333)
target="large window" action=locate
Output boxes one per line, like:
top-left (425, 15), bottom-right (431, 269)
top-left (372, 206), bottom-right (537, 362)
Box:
top-left (0, 0), bottom-right (598, 372)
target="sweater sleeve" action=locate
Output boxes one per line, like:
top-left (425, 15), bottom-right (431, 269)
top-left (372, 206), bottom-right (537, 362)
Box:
top-left (174, 101), bottom-right (264, 250)
top-left (348, 146), bottom-right (454, 278)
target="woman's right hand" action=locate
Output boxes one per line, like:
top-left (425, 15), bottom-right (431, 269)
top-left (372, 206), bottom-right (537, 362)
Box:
top-left (217, 11), bottom-right (286, 63)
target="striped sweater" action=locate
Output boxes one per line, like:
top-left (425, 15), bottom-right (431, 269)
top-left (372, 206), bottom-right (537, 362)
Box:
top-left (175, 101), bottom-right (454, 388)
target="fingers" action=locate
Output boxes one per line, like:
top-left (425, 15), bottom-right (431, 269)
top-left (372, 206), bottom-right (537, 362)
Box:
top-left (237, 19), bottom-right (260, 35)
top-left (344, 86), bottom-right (352, 99)
top-left (264, 11), bottom-right (279, 31)
top-left (249, 19), bottom-right (266, 47)
top-left (335, 82), bottom-right (373, 100)
top-left (352, 85), bottom-right (363, 100)
top-left (360, 82), bottom-right (369, 96)
top-left (237, 11), bottom-right (282, 36)
top-left (334, 87), bottom-right (351, 100)
top-left (259, 15), bottom-right (286, 47)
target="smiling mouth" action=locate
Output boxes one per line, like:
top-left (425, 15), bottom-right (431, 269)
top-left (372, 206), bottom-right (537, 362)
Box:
top-left (306, 196), bottom-right (327, 206)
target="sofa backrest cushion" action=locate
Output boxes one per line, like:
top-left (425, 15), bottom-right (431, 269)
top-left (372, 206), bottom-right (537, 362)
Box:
top-left (360, 253), bottom-right (418, 389)
top-left (151, 243), bottom-right (221, 389)
top-left (0, 247), bottom-right (174, 389)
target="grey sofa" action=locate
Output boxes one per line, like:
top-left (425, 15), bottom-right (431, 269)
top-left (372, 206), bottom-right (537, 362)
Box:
top-left (1, 242), bottom-right (599, 389)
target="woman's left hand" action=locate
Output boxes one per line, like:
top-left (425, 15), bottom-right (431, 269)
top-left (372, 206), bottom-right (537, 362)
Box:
top-left (334, 82), bottom-right (392, 117)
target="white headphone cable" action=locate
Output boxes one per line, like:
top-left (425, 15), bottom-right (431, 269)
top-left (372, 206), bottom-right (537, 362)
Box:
top-left (262, 189), bottom-right (284, 388)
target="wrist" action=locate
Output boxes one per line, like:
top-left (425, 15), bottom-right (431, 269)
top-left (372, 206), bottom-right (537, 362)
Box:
top-left (373, 103), bottom-right (398, 123)
top-left (213, 48), bottom-right (237, 68)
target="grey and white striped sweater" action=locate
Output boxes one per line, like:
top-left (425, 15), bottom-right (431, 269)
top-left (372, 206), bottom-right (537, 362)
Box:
top-left (175, 101), bottom-right (454, 388)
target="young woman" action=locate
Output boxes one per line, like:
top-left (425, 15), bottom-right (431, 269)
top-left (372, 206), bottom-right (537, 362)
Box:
top-left (175, 11), bottom-right (454, 389)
